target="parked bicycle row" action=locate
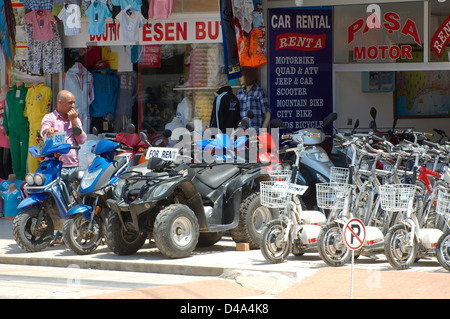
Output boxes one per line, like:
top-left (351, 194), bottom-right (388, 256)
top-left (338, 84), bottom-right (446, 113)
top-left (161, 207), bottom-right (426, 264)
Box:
top-left (260, 117), bottom-right (450, 273)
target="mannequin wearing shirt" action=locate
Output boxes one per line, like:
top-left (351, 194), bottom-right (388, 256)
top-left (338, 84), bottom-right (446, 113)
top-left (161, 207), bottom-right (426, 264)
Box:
top-left (25, 81), bottom-right (51, 173)
top-left (237, 66), bottom-right (270, 131)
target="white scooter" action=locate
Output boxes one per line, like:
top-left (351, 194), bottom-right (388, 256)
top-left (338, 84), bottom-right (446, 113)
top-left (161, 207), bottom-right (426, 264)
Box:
top-left (260, 121), bottom-right (327, 263)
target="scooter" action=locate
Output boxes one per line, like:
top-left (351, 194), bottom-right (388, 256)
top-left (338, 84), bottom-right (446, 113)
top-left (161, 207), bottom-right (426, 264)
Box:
top-left (259, 119), bottom-right (327, 263)
top-left (12, 127), bottom-right (82, 252)
top-left (279, 113), bottom-right (337, 210)
top-left (62, 124), bottom-right (149, 255)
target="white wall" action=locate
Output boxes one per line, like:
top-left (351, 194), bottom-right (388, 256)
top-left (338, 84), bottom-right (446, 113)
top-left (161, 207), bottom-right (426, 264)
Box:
top-left (335, 72), bottom-right (450, 142)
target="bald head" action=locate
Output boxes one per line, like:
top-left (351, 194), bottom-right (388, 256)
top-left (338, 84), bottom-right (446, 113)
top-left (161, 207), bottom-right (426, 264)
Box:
top-left (57, 90), bottom-right (76, 119)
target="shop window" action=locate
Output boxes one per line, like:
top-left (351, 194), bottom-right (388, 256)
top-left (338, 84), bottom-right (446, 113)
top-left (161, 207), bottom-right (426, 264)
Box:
top-left (334, 2), bottom-right (424, 64)
top-left (63, 42), bottom-right (227, 135)
top-left (429, 0), bottom-right (450, 62)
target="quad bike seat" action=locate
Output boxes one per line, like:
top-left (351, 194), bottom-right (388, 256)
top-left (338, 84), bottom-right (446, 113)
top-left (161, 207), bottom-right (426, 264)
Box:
top-left (195, 164), bottom-right (240, 189)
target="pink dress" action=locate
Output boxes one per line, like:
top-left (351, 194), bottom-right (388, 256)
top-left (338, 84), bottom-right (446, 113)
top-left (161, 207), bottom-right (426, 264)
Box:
top-left (0, 98), bottom-right (10, 149)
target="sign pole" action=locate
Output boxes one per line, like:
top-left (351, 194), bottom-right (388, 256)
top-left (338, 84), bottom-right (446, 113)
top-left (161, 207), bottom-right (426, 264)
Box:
top-left (343, 218), bottom-right (366, 300)
top-left (350, 250), bottom-right (354, 299)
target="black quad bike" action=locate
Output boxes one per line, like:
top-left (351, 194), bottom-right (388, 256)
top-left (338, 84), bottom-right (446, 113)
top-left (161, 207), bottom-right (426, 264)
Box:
top-left (104, 134), bottom-right (275, 259)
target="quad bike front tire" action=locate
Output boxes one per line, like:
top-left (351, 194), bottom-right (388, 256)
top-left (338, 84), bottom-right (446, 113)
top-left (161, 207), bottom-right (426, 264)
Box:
top-left (153, 204), bottom-right (199, 258)
top-left (104, 211), bottom-right (148, 255)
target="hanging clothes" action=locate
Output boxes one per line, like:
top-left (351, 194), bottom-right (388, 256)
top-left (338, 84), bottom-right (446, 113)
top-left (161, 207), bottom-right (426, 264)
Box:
top-left (115, 6), bottom-right (144, 42)
top-left (90, 63), bottom-right (119, 132)
top-left (3, 83), bottom-right (29, 181)
top-left (25, 22), bottom-right (63, 75)
top-left (23, 10), bottom-right (54, 41)
top-left (57, 3), bottom-right (82, 36)
top-left (112, 0), bottom-right (142, 11)
top-left (219, 0), bottom-right (241, 80)
top-left (0, 0), bottom-right (14, 63)
top-left (23, 0), bottom-right (53, 10)
top-left (85, 1), bottom-right (112, 35)
top-left (114, 71), bottom-right (137, 132)
top-left (237, 28), bottom-right (266, 67)
top-left (0, 86), bottom-right (12, 180)
top-left (63, 62), bottom-right (95, 133)
top-left (232, 0), bottom-right (254, 34)
top-left (148, 0), bottom-right (175, 19)
top-left (24, 82), bottom-right (52, 173)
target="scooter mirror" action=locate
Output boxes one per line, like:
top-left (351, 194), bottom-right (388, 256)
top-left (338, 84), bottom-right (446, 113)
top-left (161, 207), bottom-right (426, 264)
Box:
top-left (370, 107), bottom-right (377, 119)
top-left (322, 112), bottom-right (337, 128)
top-left (126, 123), bottom-right (136, 134)
top-left (92, 127), bottom-right (98, 136)
top-left (186, 122), bottom-right (194, 132)
top-left (246, 110), bottom-right (254, 119)
top-left (163, 129), bottom-right (172, 138)
top-left (139, 131), bottom-right (150, 146)
top-left (72, 126), bottom-right (82, 137)
top-left (270, 118), bottom-right (285, 128)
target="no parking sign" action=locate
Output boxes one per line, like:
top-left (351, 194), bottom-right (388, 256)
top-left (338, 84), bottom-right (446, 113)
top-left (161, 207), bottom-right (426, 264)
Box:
top-left (343, 218), bottom-right (366, 250)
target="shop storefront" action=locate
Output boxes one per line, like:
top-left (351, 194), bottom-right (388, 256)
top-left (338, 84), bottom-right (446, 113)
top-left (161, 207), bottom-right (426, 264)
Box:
top-left (2, 0), bottom-right (450, 143)
top-left (266, 0), bottom-right (450, 135)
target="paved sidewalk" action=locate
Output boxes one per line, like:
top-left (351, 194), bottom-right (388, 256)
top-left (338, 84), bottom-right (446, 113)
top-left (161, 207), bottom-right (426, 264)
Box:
top-left (0, 218), bottom-right (449, 299)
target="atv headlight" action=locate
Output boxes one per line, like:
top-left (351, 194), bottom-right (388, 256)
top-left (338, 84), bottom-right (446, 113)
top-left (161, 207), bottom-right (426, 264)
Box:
top-left (34, 173), bottom-right (46, 186)
top-left (25, 174), bottom-right (34, 186)
top-left (80, 168), bottom-right (102, 190)
top-left (152, 184), bottom-right (170, 198)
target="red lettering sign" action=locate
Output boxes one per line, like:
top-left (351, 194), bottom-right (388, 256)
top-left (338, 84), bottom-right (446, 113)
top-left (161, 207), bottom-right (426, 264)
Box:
top-left (348, 12), bottom-right (421, 47)
top-left (353, 44), bottom-right (412, 60)
top-left (276, 33), bottom-right (326, 51)
top-left (431, 15), bottom-right (450, 57)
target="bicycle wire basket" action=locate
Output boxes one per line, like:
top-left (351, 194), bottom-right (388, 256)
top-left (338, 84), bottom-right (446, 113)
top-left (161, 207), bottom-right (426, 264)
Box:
top-left (316, 182), bottom-right (353, 210)
top-left (436, 187), bottom-right (450, 218)
top-left (379, 184), bottom-right (416, 212)
top-left (330, 167), bottom-right (350, 184)
top-left (260, 181), bottom-right (291, 208)
top-left (268, 169), bottom-right (292, 182)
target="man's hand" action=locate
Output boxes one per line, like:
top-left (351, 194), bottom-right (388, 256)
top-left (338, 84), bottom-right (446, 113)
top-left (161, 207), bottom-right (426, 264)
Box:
top-left (67, 108), bottom-right (79, 122)
top-left (43, 127), bottom-right (58, 137)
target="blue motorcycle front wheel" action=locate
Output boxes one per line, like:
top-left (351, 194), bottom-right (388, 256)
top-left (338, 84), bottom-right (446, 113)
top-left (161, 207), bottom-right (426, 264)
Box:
top-left (12, 207), bottom-right (55, 252)
top-left (63, 214), bottom-right (103, 255)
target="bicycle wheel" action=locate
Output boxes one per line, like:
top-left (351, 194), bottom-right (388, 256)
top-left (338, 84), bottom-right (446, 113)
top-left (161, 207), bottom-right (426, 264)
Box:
top-left (317, 221), bottom-right (351, 267)
top-left (260, 219), bottom-right (291, 264)
top-left (436, 230), bottom-right (450, 272)
top-left (384, 224), bottom-right (418, 270)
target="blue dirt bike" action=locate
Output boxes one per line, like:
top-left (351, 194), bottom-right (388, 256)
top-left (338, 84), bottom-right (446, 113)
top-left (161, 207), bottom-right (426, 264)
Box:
top-left (62, 125), bottom-right (149, 255)
top-left (12, 128), bottom-right (82, 252)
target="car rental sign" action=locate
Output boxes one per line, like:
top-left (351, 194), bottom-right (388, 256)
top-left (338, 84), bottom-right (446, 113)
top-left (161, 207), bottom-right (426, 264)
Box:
top-left (268, 7), bottom-right (333, 134)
